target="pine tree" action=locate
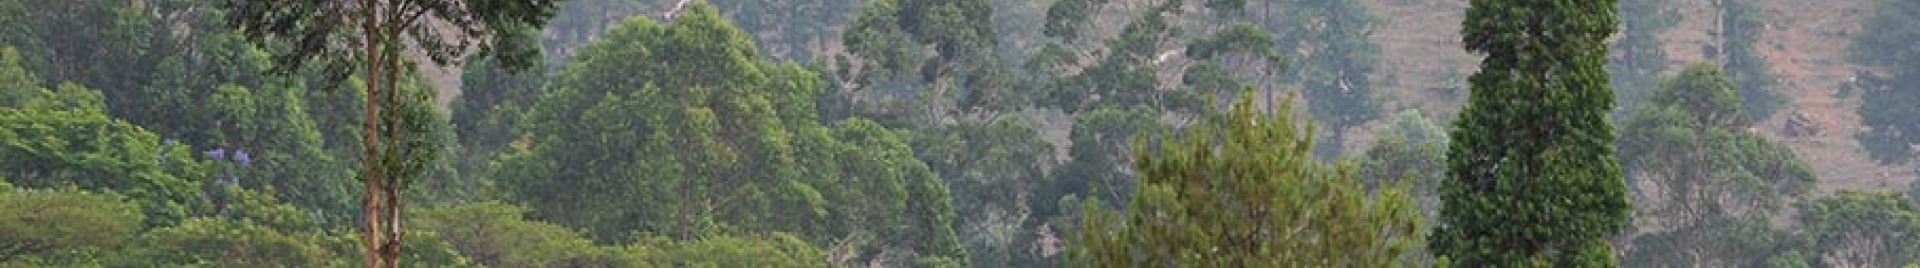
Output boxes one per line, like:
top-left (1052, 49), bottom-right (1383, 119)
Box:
top-left (1431, 0), bottom-right (1631, 266)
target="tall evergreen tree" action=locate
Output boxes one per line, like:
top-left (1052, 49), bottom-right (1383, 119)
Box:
top-left (1431, 0), bottom-right (1631, 266)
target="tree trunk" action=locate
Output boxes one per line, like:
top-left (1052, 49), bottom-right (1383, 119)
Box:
top-left (360, 0), bottom-right (390, 266)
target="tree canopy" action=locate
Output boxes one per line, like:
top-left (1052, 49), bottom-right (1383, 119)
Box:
top-left (1072, 90), bottom-right (1424, 267)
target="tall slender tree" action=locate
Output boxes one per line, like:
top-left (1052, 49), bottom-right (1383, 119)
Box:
top-left (1431, 0), bottom-right (1630, 266)
top-left (219, 0), bottom-right (561, 266)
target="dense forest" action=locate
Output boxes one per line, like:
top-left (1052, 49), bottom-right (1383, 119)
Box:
top-left (1, 0), bottom-right (1917, 267)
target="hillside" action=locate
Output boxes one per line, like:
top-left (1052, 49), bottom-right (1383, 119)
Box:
top-left (1358, 0), bottom-right (1913, 194)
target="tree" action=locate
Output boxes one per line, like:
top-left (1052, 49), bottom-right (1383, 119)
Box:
top-left (620, 233), bottom-right (828, 268)
top-left (221, 0), bottom-right (562, 265)
top-left (910, 115), bottom-right (1053, 267)
top-left (0, 82), bottom-right (204, 226)
top-left (1792, 191), bottom-right (1920, 267)
top-left (1852, 0), bottom-right (1920, 164)
top-left (1071, 90), bottom-right (1424, 267)
top-left (1607, 0), bottom-right (1679, 114)
top-left (0, 187), bottom-right (142, 265)
top-left (409, 201), bottom-right (598, 267)
top-left (450, 53), bottom-right (547, 181)
top-left (1717, 0), bottom-right (1784, 120)
top-left (1432, 0), bottom-right (1630, 265)
top-left (0, 47), bottom-right (38, 106)
top-left (1615, 63), bottom-right (1816, 267)
top-left (1264, 0), bottom-right (1385, 157)
top-left (1057, 107), bottom-right (1163, 209)
top-left (1359, 110), bottom-right (1448, 219)
top-left (493, 5), bottom-right (967, 265)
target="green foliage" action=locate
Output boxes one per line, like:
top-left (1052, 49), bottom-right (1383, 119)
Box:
top-left (1615, 66), bottom-right (1815, 268)
top-left (1852, 0), bottom-right (1920, 164)
top-left (113, 218), bottom-right (346, 267)
top-left (1793, 190), bottom-right (1920, 267)
top-left (0, 83), bottom-right (203, 226)
top-left (409, 201), bottom-right (598, 267)
top-left (1622, 218), bottom-right (1801, 267)
top-left (1434, 0), bottom-right (1630, 265)
top-left (452, 54), bottom-right (548, 180)
top-left (843, 0), bottom-right (1016, 110)
top-left (0, 187), bottom-right (142, 265)
top-left (1718, 0), bottom-right (1785, 120)
top-left (495, 5), bottom-right (966, 265)
top-left (620, 233), bottom-right (827, 268)
top-left (1608, 0), bottom-right (1680, 114)
top-left (1072, 90), bottom-right (1424, 267)
top-left (1358, 110), bottom-right (1447, 220)
top-left (1058, 107), bottom-right (1163, 207)
top-left (1616, 65), bottom-right (1815, 242)
top-left (910, 115), bottom-right (1052, 267)
top-left (0, 0), bottom-right (165, 93)
top-left (1266, 0), bottom-right (1383, 156)
top-left (0, 46), bottom-right (39, 106)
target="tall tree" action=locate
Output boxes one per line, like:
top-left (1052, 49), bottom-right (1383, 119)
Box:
top-left (1615, 63), bottom-right (1816, 267)
top-left (1071, 90), bottom-right (1424, 267)
top-left (1851, 0), bottom-right (1920, 164)
top-left (1792, 190), bottom-right (1920, 267)
top-left (493, 5), bottom-right (967, 265)
top-left (220, 0), bottom-right (562, 266)
top-left (1432, 0), bottom-right (1630, 266)
top-left (1607, 0), bottom-right (1679, 114)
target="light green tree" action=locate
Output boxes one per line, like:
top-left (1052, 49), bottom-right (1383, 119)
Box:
top-left (1615, 63), bottom-right (1815, 267)
top-left (1071, 90), bottom-right (1424, 267)
top-left (1791, 191), bottom-right (1920, 267)
top-left (0, 187), bottom-right (142, 266)
top-left (0, 82), bottom-right (203, 226)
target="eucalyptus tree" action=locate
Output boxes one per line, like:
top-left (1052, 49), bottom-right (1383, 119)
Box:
top-left (1616, 63), bottom-right (1816, 267)
top-left (220, 0), bottom-right (562, 266)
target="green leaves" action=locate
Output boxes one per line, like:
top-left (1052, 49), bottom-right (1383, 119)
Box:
top-left (1072, 90), bottom-right (1424, 267)
top-left (1794, 191), bottom-right (1920, 267)
top-left (0, 187), bottom-right (141, 265)
top-left (1437, 0), bottom-right (1629, 265)
top-left (495, 5), bottom-right (967, 265)
top-left (1616, 63), bottom-right (1818, 267)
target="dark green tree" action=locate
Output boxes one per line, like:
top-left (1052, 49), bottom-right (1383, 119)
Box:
top-left (1264, 0), bottom-right (1384, 157)
top-left (1717, 0), bottom-right (1784, 120)
top-left (1432, 0), bottom-right (1631, 265)
top-left (1607, 0), bottom-right (1679, 114)
top-left (1851, 0), bottom-right (1920, 164)
top-left (1359, 110), bottom-right (1448, 220)
top-left (451, 53), bottom-right (547, 182)
top-left (1071, 90), bottom-right (1424, 266)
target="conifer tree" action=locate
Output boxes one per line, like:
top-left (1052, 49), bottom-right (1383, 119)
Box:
top-left (1431, 0), bottom-right (1631, 266)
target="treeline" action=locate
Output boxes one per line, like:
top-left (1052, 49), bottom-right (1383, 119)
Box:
top-left (2, 0), bottom-right (1919, 267)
